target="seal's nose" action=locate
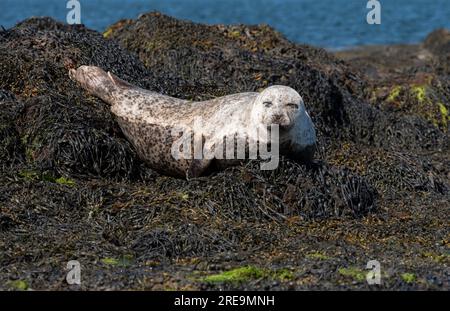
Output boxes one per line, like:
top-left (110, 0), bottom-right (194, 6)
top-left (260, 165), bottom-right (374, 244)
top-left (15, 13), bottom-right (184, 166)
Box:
top-left (272, 114), bottom-right (291, 129)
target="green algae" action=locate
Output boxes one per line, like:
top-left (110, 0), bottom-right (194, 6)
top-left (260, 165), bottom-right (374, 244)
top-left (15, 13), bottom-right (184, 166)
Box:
top-left (179, 192), bottom-right (190, 201)
top-left (306, 252), bottom-right (332, 260)
top-left (438, 102), bottom-right (449, 128)
top-left (203, 266), bottom-right (294, 284)
top-left (7, 280), bottom-right (29, 290)
top-left (411, 85), bottom-right (427, 102)
top-left (338, 267), bottom-right (366, 282)
top-left (54, 177), bottom-right (76, 186)
top-left (274, 269), bottom-right (295, 281)
top-left (101, 255), bottom-right (134, 267)
top-left (101, 257), bottom-right (119, 265)
top-left (203, 266), bottom-right (265, 283)
top-left (19, 171), bottom-right (75, 186)
top-left (228, 30), bottom-right (241, 39)
top-left (423, 252), bottom-right (450, 264)
top-left (401, 273), bottom-right (416, 283)
top-left (103, 28), bottom-right (113, 38)
top-left (18, 170), bottom-right (39, 181)
top-left (387, 85), bottom-right (402, 102)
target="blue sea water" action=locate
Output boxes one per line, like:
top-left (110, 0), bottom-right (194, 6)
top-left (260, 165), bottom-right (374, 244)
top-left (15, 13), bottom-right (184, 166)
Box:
top-left (1, 0), bottom-right (449, 49)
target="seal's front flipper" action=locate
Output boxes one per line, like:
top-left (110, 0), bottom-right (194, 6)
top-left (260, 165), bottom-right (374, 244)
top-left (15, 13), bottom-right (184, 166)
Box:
top-left (289, 143), bottom-right (316, 163)
top-left (186, 159), bottom-right (212, 179)
top-left (69, 65), bottom-right (131, 105)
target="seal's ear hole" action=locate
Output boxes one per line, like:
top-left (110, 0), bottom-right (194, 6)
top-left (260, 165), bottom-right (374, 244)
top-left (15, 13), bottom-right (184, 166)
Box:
top-left (287, 103), bottom-right (299, 109)
top-left (263, 101), bottom-right (273, 108)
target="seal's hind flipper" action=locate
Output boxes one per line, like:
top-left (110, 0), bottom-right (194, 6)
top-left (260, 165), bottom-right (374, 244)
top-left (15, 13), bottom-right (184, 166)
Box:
top-left (69, 65), bottom-right (131, 105)
top-left (108, 72), bottom-right (134, 89)
top-left (186, 159), bottom-right (212, 179)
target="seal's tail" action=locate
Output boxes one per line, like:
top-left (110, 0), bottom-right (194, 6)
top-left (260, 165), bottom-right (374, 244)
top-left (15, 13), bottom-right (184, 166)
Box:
top-left (69, 66), bottom-right (132, 105)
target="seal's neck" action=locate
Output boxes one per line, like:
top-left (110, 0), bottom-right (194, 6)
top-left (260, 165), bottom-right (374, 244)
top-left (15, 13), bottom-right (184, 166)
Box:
top-left (247, 97), bottom-right (268, 139)
top-left (249, 96), bottom-right (262, 127)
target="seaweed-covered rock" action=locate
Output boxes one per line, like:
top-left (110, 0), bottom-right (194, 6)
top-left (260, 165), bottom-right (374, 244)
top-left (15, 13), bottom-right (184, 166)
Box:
top-left (424, 29), bottom-right (450, 76)
top-left (424, 28), bottom-right (450, 56)
top-left (0, 90), bottom-right (24, 167)
top-left (0, 15), bottom-right (448, 291)
top-left (336, 30), bottom-right (450, 132)
top-left (0, 17), bottom-right (164, 179)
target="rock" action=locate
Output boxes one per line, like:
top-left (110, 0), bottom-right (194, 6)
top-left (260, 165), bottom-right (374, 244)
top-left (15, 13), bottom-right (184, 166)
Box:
top-left (0, 17), bottom-right (162, 179)
top-left (423, 28), bottom-right (450, 55)
top-left (334, 30), bottom-right (450, 133)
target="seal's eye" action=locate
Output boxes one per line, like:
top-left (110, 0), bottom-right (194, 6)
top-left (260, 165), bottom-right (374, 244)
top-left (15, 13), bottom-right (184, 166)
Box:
top-left (263, 101), bottom-right (273, 108)
top-left (287, 103), bottom-right (299, 109)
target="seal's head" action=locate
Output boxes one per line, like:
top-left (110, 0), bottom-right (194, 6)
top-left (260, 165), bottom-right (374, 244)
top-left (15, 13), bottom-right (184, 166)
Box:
top-left (251, 85), bottom-right (304, 130)
top-left (251, 85), bottom-right (317, 162)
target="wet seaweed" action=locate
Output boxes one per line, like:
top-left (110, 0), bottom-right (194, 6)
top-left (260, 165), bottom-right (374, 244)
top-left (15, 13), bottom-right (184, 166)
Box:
top-left (0, 15), bottom-right (448, 290)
